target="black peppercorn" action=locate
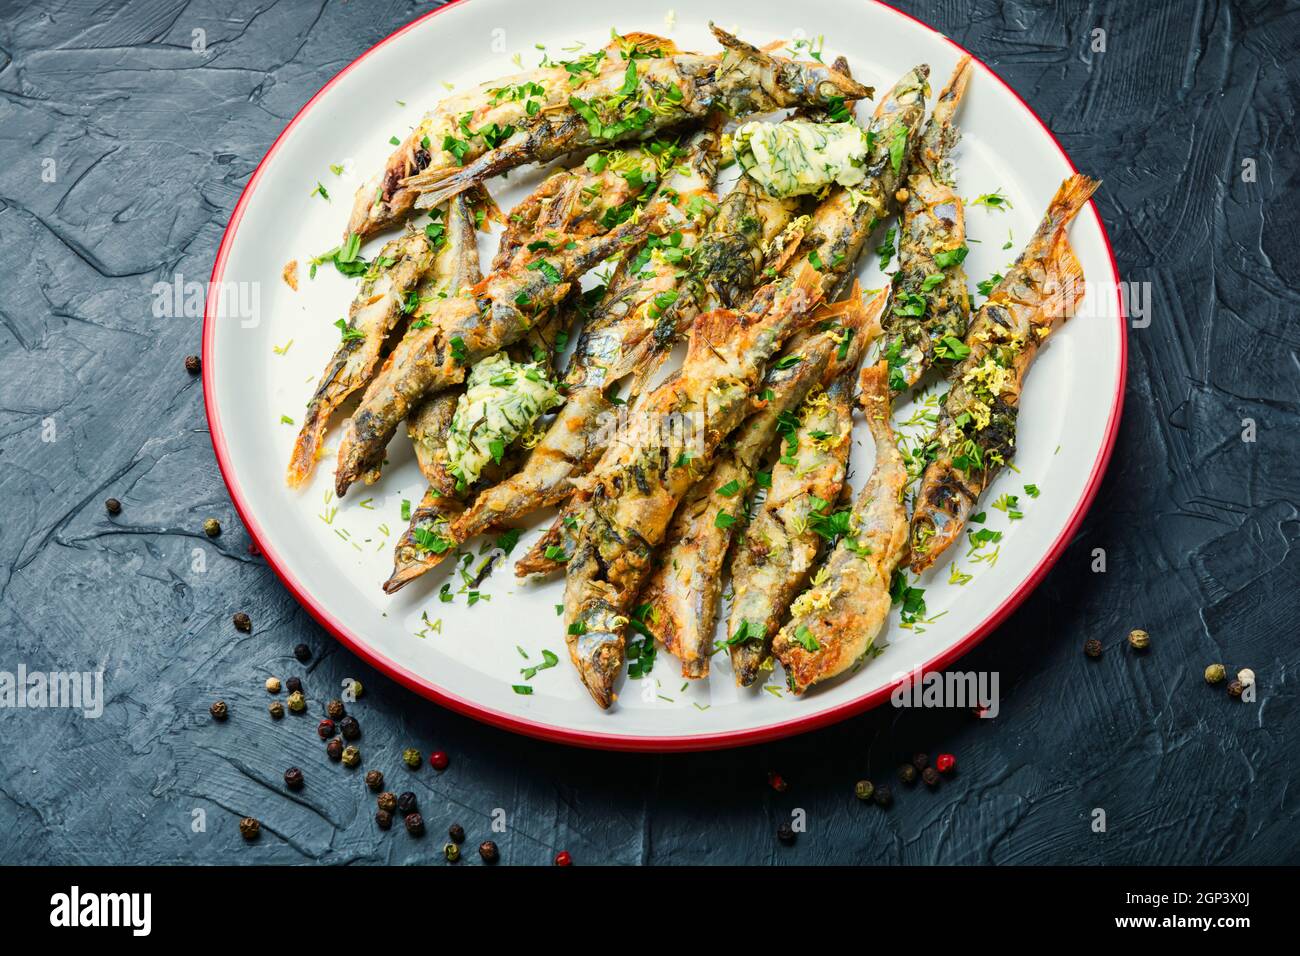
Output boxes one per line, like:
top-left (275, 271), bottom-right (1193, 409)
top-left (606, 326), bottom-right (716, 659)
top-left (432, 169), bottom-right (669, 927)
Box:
top-left (1227, 679), bottom-right (1244, 699)
top-left (284, 767), bottom-right (304, 791)
top-left (317, 719), bottom-right (336, 739)
top-left (185, 354), bottom-right (201, 374)
top-left (404, 812), bottom-right (425, 836)
top-left (105, 498), bottom-right (122, 515)
top-left (1084, 638), bottom-right (1103, 659)
top-left (203, 517), bottom-right (221, 538)
top-left (268, 701), bottom-right (285, 720)
top-left (854, 780), bottom-right (874, 801)
top-left (397, 791), bottom-right (417, 815)
top-left (233, 612), bottom-right (252, 633)
top-left (448, 823), bottom-right (465, 844)
top-left (285, 676), bottom-right (303, 694)
top-left (339, 715), bottom-right (360, 741)
top-left (209, 700), bottom-right (228, 721)
top-left (293, 643), bottom-right (312, 663)
top-left (325, 738), bottom-right (343, 761)
top-left (479, 840), bottom-right (499, 863)
top-left (376, 809), bottom-right (393, 830)
top-left (777, 823), bottom-right (795, 845)
top-left (377, 792), bottom-right (397, 813)
top-left (911, 752), bottom-right (929, 771)
top-left (239, 817), bottom-right (260, 840)
top-left (365, 770), bottom-right (384, 792)
top-left (922, 767), bottom-right (940, 787)
top-left (326, 699), bottom-right (346, 720)
top-left (873, 785), bottom-right (893, 807)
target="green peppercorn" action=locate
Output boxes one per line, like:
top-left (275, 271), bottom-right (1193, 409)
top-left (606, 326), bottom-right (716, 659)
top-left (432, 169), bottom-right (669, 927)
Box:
top-left (397, 792), bottom-right (417, 815)
top-left (448, 823), bottom-right (465, 844)
top-left (1084, 638), bottom-right (1103, 659)
top-left (444, 842), bottom-right (461, 863)
top-left (365, 770), bottom-right (384, 792)
top-left (776, 823), bottom-right (795, 845)
top-left (922, 767), bottom-right (940, 787)
top-left (402, 747), bottom-right (422, 769)
top-left (854, 780), bottom-right (874, 801)
top-left (898, 764), bottom-right (918, 785)
top-left (349, 680), bottom-right (364, 699)
top-left (479, 841), bottom-right (499, 864)
top-left (1226, 679), bottom-right (1244, 699)
top-left (1128, 628), bottom-right (1150, 650)
top-left (233, 612), bottom-right (252, 633)
top-left (239, 817), bottom-right (260, 840)
top-left (873, 785), bottom-right (893, 808)
top-left (377, 792), bottom-right (397, 813)
top-left (325, 738), bottom-right (343, 761)
top-left (287, 690), bottom-right (306, 713)
top-left (203, 518), bottom-right (222, 538)
top-left (285, 676), bottom-right (303, 694)
top-left (341, 745), bottom-right (360, 768)
top-left (326, 699), bottom-right (346, 720)
top-left (339, 716), bottom-right (360, 741)
top-left (283, 767), bottom-right (304, 791)
top-left (209, 700), bottom-right (228, 721)
top-left (1205, 663), bottom-right (1226, 684)
top-left (105, 498), bottom-right (122, 515)
top-left (404, 812), bottom-right (424, 836)
top-left (376, 809), bottom-right (393, 830)
top-left (268, 701), bottom-right (285, 720)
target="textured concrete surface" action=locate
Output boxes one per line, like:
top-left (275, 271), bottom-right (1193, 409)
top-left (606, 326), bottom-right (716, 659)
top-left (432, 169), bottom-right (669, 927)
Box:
top-left (0, 0), bottom-right (1297, 865)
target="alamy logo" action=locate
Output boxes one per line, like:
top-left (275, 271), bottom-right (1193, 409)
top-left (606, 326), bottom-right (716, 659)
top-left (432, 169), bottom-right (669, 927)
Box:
top-left (890, 667), bottom-right (1000, 718)
top-left (0, 665), bottom-right (104, 718)
top-left (49, 886), bottom-right (151, 936)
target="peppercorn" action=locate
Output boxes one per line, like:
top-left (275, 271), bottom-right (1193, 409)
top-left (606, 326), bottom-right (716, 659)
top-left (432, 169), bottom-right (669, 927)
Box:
top-left (287, 690), bottom-right (306, 713)
top-left (203, 518), bottom-right (222, 538)
top-left (325, 739), bottom-right (343, 761)
top-left (429, 750), bottom-right (449, 771)
top-left (326, 699), bottom-right (346, 720)
top-left (1128, 628), bottom-right (1150, 650)
top-left (922, 767), bottom-right (940, 787)
top-left (265, 677), bottom-right (280, 694)
top-left (854, 780), bottom-right (874, 801)
top-left (1227, 679), bottom-right (1243, 699)
top-left (397, 792), bottom-right (417, 815)
top-left (209, 700), bottom-right (228, 721)
top-left (1204, 663), bottom-right (1226, 684)
top-left (479, 841), bottom-right (499, 864)
top-left (239, 817), bottom-right (260, 840)
top-left (1084, 638), bottom-right (1103, 659)
top-left (554, 850), bottom-right (572, 866)
top-left (339, 715), bottom-right (360, 741)
top-left (348, 680), bottom-right (364, 699)
top-left (911, 752), bottom-right (929, 771)
top-left (404, 812), bottom-right (424, 836)
top-left (767, 771), bottom-right (788, 792)
top-left (444, 842), bottom-right (461, 863)
top-left (317, 719), bottom-right (335, 739)
top-left (776, 823), bottom-right (795, 845)
top-left (283, 767), bottom-right (304, 791)
top-left (898, 764), bottom-right (918, 785)
top-left (233, 612), bottom-right (252, 633)
top-left (268, 701), bottom-right (285, 720)
top-left (285, 676), bottom-right (303, 694)
top-left (375, 809), bottom-right (393, 830)
top-left (402, 747), bottom-right (421, 769)
top-left (1237, 668), bottom-right (1256, 688)
top-left (293, 643), bottom-right (312, 663)
top-left (185, 354), bottom-right (201, 374)
top-left (365, 770), bottom-right (384, 792)
top-left (448, 823), bottom-right (465, 844)
top-left (873, 785), bottom-right (893, 808)
top-left (935, 753), bottom-right (956, 774)
top-left (105, 497), bottom-right (122, 515)
top-left (341, 745), bottom-right (360, 768)
top-left (377, 792), bottom-right (397, 813)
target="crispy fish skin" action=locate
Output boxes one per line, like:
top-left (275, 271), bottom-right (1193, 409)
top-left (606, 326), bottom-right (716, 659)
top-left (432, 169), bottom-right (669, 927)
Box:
top-left (879, 57), bottom-right (974, 391)
top-left (402, 25), bottom-right (871, 210)
top-left (562, 262), bottom-right (826, 707)
top-left (641, 289), bottom-right (884, 678)
top-left (909, 173), bottom-right (1100, 572)
top-left (773, 361), bottom-right (908, 693)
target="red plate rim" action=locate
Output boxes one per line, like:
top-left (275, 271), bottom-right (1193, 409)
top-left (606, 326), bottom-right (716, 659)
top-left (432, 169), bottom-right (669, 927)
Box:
top-left (203, 0), bottom-right (1127, 752)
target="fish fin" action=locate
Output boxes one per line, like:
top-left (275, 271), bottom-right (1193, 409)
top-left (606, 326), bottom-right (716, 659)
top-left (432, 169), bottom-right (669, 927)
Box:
top-left (405, 142), bottom-right (529, 208)
top-left (606, 31), bottom-right (678, 57)
top-left (1041, 233), bottom-right (1086, 327)
top-left (1046, 174), bottom-right (1101, 233)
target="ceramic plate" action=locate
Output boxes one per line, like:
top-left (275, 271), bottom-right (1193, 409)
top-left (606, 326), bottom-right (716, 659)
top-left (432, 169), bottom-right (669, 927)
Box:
top-left (204, 0), bottom-right (1125, 750)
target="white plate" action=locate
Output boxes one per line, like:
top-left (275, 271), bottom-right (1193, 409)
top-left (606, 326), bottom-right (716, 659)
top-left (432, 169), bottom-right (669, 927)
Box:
top-left (204, 0), bottom-right (1125, 750)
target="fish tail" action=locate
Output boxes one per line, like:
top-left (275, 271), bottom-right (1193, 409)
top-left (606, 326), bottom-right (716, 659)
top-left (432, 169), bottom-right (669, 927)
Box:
top-left (1029, 174), bottom-right (1100, 253)
top-left (708, 22), bottom-right (872, 101)
top-left (406, 144), bottom-right (529, 210)
top-left (931, 56), bottom-right (974, 134)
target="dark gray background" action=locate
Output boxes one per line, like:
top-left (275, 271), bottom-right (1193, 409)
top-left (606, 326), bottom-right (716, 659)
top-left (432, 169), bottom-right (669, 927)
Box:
top-left (1, 0), bottom-right (1296, 865)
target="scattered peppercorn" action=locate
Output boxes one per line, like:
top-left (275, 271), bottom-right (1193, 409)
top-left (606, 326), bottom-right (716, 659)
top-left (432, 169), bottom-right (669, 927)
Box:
top-left (283, 767), bottom-right (304, 791)
top-left (375, 809), bottom-right (393, 830)
top-left (402, 747), bottom-right (421, 769)
top-left (854, 780), bottom-right (874, 801)
top-left (268, 701), bottom-right (285, 720)
top-left (317, 719), bottom-right (335, 739)
top-left (776, 823), bottom-right (795, 845)
top-left (233, 612), bottom-right (252, 633)
top-left (1084, 638), bottom-right (1103, 659)
top-left (896, 763), bottom-right (917, 785)
top-left (209, 700), bottom-right (228, 721)
top-left (935, 753), bottom-right (956, 774)
top-left (1237, 668), bottom-right (1255, 688)
top-left (293, 643), bottom-right (312, 663)
top-left (448, 823), bottom-right (465, 844)
top-left (105, 498), bottom-right (122, 516)
top-left (285, 676), bottom-right (303, 694)
top-left (348, 680), bottom-right (364, 699)
top-left (239, 817), bottom-right (260, 840)
top-left (341, 745), bottom-right (360, 768)
top-left (429, 750), bottom-right (449, 771)
top-left (1227, 679), bottom-right (1244, 699)
top-left (397, 792), bottom-right (417, 815)
top-left (287, 690), bottom-right (306, 713)
top-left (265, 677), bottom-right (280, 694)
top-left (554, 850), bottom-right (572, 866)
top-left (922, 767), bottom-right (940, 787)
top-left (444, 842), bottom-right (461, 863)
top-left (185, 354), bottom-right (201, 374)
top-left (873, 785), bottom-right (893, 808)
top-left (365, 770), bottom-right (384, 792)
top-left (1204, 663), bottom-right (1226, 684)
top-left (326, 739), bottom-right (343, 761)
top-left (377, 792), bottom-right (397, 813)
top-left (326, 699), bottom-right (346, 720)
top-left (1128, 628), bottom-right (1150, 650)
top-left (203, 518), bottom-right (222, 538)
top-left (479, 841), bottom-right (499, 864)
top-left (767, 771), bottom-right (788, 792)
top-left (339, 716), bottom-right (360, 741)
top-left (911, 752), bottom-right (929, 771)
top-left (404, 812), bottom-right (425, 836)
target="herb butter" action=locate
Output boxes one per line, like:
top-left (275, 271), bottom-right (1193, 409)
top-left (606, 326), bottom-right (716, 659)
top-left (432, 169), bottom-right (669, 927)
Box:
top-left (732, 120), bottom-right (870, 198)
top-left (446, 352), bottom-right (562, 486)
